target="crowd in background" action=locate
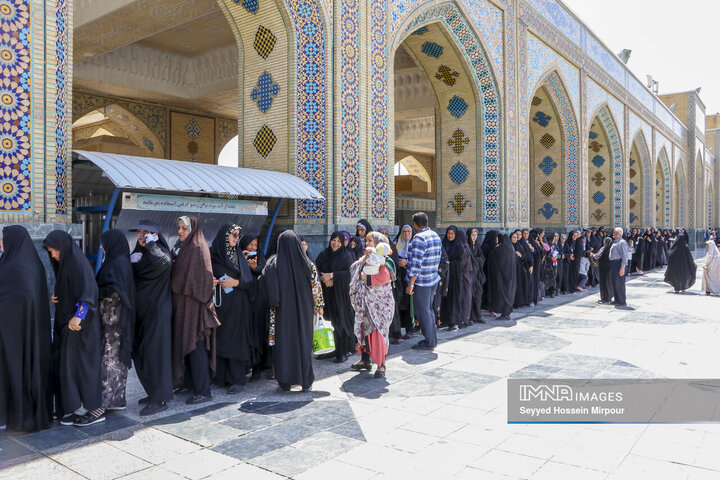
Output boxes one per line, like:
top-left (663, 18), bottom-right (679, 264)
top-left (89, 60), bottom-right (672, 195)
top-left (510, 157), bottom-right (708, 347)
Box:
top-left (0, 214), bottom-right (714, 433)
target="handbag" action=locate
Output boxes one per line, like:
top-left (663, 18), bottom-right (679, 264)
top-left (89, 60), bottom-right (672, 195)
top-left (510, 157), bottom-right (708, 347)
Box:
top-left (312, 313), bottom-right (335, 355)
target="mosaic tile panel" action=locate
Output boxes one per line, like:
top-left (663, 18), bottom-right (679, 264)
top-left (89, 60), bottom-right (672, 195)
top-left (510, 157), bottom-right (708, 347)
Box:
top-left (390, 0), bottom-right (505, 91)
top-left (287, 0), bottom-right (327, 218)
top-left (401, 3), bottom-right (502, 223)
top-left (586, 78), bottom-right (624, 137)
top-left (370, 0), bottom-right (389, 218)
top-left (449, 161), bottom-right (469, 185)
top-left (251, 71), bottom-right (280, 113)
top-left (592, 191), bottom-right (605, 204)
top-left (238, 0), bottom-right (258, 14)
top-left (538, 202), bottom-right (558, 220)
top-left (448, 192), bottom-right (470, 215)
top-left (447, 95), bottom-right (468, 118)
top-left (55, 0), bottom-right (69, 213)
top-left (524, 0), bottom-right (581, 46)
top-left (447, 129), bottom-right (470, 154)
top-left (539, 133), bottom-right (555, 149)
top-left (632, 131), bottom-right (652, 226)
top-left (591, 155), bottom-right (605, 168)
top-left (421, 41), bottom-right (443, 58)
top-left (657, 147), bottom-right (672, 227)
top-left (436, 65), bottom-right (459, 86)
top-left (254, 124), bottom-right (277, 158)
top-left (532, 111), bottom-right (551, 127)
top-left (0, 0), bottom-right (31, 212)
top-left (412, 26), bottom-right (427, 35)
top-left (686, 93), bottom-right (702, 228)
top-left (539, 156), bottom-right (557, 176)
top-left (591, 172), bottom-right (605, 186)
top-left (546, 71), bottom-right (579, 225)
top-left (339, 0), bottom-right (360, 218)
top-left (597, 106), bottom-right (624, 226)
top-left (525, 33), bottom-right (579, 123)
top-left (254, 25), bottom-right (276, 59)
top-left (540, 181), bottom-right (555, 197)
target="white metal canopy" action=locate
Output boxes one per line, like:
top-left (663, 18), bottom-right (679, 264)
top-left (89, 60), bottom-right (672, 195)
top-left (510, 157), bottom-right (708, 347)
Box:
top-left (72, 150), bottom-right (324, 200)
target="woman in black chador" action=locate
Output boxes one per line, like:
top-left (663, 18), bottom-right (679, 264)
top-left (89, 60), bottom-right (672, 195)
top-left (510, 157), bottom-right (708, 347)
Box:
top-left (571, 231), bottom-right (585, 292)
top-left (564, 231), bottom-right (578, 293)
top-left (315, 231), bottom-right (356, 362)
top-left (632, 236), bottom-right (645, 275)
top-left (238, 232), bottom-right (269, 380)
top-left (486, 233), bottom-right (516, 322)
top-left (441, 227), bottom-right (473, 329)
top-left (480, 230), bottom-right (498, 310)
top-left (466, 228), bottom-right (486, 324)
top-left (0, 226), bottom-right (51, 431)
top-left (90, 229), bottom-right (136, 423)
top-left (664, 231), bottom-right (697, 293)
top-left (511, 231), bottom-right (532, 308)
top-left (43, 230), bottom-right (102, 426)
top-left (211, 224), bottom-right (254, 394)
top-left (261, 231), bottom-right (324, 391)
top-left (130, 220), bottom-right (173, 416)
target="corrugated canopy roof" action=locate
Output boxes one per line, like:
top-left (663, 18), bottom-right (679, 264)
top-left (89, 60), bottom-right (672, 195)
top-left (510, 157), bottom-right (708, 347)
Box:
top-left (72, 150), bottom-right (324, 200)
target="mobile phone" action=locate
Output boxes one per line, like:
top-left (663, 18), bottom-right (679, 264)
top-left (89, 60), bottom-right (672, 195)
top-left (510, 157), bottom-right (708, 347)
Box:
top-left (219, 274), bottom-right (233, 294)
top-left (247, 251), bottom-right (257, 257)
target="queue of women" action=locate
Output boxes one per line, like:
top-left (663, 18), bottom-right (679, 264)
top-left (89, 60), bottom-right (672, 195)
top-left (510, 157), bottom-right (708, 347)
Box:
top-left (0, 216), bottom-right (714, 433)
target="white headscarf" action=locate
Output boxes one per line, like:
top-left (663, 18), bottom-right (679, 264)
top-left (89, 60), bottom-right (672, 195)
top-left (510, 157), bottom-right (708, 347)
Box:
top-left (703, 240), bottom-right (720, 294)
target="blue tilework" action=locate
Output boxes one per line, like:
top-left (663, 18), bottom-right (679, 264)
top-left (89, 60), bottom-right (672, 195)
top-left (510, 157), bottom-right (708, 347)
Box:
top-left (449, 162), bottom-right (469, 185)
top-left (447, 96), bottom-right (468, 118)
top-left (591, 155), bottom-right (605, 168)
top-left (421, 41), bottom-right (443, 58)
top-left (539, 156), bottom-right (557, 176)
top-left (251, 72), bottom-right (280, 113)
top-left (592, 191), bottom-right (605, 204)
top-left (532, 111), bottom-right (551, 127)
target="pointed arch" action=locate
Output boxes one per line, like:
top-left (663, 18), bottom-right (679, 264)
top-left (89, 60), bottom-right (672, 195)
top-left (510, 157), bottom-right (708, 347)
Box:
top-left (218, 0), bottom-right (327, 219)
top-left (629, 130), bottom-right (651, 226)
top-left (656, 147), bottom-right (671, 228)
top-left (528, 69), bottom-right (579, 226)
top-left (590, 104), bottom-right (623, 226)
top-left (392, 2), bottom-right (502, 224)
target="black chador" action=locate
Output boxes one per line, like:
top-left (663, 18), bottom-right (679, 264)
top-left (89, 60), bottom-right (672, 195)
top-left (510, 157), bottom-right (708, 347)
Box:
top-left (43, 231), bottom-right (101, 417)
top-left (664, 232), bottom-right (697, 292)
top-left (314, 232), bottom-right (356, 362)
top-left (0, 226), bottom-right (52, 431)
top-left (130, 223), bottom-right (174, 407)
top-left (211, 224), bottom-right (255, 391)
top-left (486, 234), bottom-right (516, 318)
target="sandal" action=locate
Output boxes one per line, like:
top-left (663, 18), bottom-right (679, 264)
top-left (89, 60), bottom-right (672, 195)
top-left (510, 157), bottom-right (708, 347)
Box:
top-left (351, 359), bottom-right (372, 371)
top-left (374, 365), bottom-right (386, 378)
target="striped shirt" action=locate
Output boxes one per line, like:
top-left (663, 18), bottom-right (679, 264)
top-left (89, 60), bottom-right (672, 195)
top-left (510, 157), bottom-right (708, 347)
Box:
top-left (406, 227), bottom-right (441, 287)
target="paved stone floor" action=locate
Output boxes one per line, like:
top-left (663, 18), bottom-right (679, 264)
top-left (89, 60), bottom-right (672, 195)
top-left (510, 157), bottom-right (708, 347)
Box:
top-left (1, 255), bottom-right (717, 479)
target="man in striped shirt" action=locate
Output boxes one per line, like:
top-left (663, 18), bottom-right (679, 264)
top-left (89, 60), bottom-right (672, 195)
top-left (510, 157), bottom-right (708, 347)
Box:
top-left (405, 212), bottom-right (442, 350)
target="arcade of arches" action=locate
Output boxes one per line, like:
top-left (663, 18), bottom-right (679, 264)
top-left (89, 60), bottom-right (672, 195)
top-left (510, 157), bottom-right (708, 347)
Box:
top-left (1, 0), bottom-right (718, 246)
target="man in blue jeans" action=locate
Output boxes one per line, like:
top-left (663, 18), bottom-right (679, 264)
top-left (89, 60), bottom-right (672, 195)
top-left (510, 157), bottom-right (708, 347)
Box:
top-left (405, 212), bottom-right (442, 350)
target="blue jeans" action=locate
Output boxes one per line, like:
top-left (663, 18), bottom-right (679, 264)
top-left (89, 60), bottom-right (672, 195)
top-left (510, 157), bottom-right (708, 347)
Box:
top-left (414, 283), bottom-right (438, 347)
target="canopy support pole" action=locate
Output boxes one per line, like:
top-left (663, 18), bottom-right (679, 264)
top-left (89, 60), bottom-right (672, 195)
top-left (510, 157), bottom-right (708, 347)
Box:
top-left (95, 187), bottom-right (121, 273)
top-left (263, 198), bottom-right (283, 255)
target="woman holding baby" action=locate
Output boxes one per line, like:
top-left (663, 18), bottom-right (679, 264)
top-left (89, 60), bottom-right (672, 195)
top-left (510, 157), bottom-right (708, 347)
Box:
top-left (349, 231), bottom-right (396, 378)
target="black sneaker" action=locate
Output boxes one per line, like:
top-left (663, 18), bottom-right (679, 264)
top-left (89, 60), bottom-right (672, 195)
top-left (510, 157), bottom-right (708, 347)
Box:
top-left (60, 414), bottom-right (81, 426)
top-left (138, 396), bottom-right (150, 405)
top-left (139, 402), bottom-right (168, 417)
top-left (74, 410), bottom-right (106, 427)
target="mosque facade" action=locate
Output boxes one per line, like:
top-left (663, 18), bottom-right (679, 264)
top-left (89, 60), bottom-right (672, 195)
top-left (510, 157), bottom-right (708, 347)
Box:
top-left (0, 0), bottom-right (717, 244)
